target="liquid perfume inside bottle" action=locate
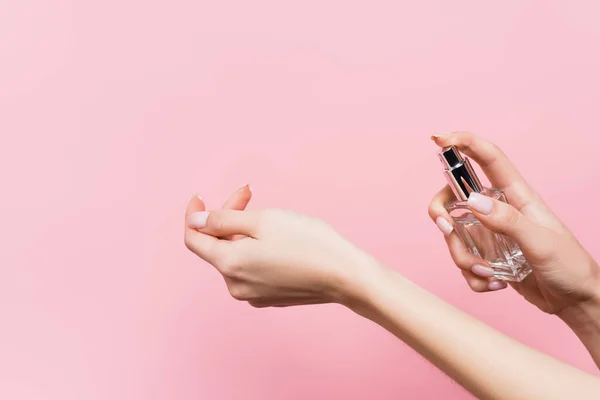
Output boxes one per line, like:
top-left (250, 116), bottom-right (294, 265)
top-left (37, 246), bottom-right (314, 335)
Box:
top-left (439, 146), bottom-right (532, 282)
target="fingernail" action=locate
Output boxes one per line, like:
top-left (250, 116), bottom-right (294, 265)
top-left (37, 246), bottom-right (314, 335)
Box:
top-left (468, 193), bottom-right (493, 215)
top-left (188, 211), bottom-right (210, 229)
top-left (431, 133), bottom-right (449, 140)
top-left (435, 216), bottom-right (454, 236)
top-left (488, 281), bottom-right (507, 291)
top-left (238, 183), bottom-right (252, 193)
top-left (196, 193), bottom-right (204, 201)
top-left (472, 264), bottom-right (494, 278)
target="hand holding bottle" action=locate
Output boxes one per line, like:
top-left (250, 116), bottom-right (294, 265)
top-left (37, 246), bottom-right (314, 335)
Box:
top-left (428, 131), bottom-right (600, 365)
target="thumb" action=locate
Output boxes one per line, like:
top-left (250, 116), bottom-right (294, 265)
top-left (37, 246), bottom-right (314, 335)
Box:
top-left (185, 194), bottom-right (206, 230)
top-left (467, 192), bottom-right (553, 260)
top-left (187, 209), bottom-right (261, 238)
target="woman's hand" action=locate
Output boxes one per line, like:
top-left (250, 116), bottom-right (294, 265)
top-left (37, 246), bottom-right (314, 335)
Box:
top-left (184, 182), bottom-right (600, 398)
top-left (428, 131), bottom-right (600, 365)
top-left (184, 193), bottom-right (376, 308)
top-left (428, 131), bottom-right (599, 312)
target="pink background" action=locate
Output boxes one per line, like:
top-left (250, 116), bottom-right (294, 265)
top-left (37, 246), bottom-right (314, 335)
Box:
top-left (1, 1), bottom-right (600, 399)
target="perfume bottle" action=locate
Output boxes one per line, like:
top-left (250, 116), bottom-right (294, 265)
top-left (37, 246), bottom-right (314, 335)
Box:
top-left (438, 146), bottom-right (532, 282)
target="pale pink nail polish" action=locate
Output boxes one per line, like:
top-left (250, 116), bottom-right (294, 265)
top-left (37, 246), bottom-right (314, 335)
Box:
top-left (188, 211), bottom-right (210, 229)
top-left (435, 216), bottom-right (454, 236)
top-left (488, 281), bottom-right (507, 291)
top-left (472, 264), bottom-right (494, 278)
top-left (468, 192), bottom-right (494, 215)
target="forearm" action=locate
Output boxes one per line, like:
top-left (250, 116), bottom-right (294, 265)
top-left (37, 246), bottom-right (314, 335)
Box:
top-left (558, 297), bottom-right (600, 369)
top-left (344, 263), bottom-right (600, 400)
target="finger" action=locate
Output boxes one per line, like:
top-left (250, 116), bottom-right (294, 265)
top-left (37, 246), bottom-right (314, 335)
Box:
top-left (446, 225), bottom-right (503, 287)
top-left (430, 186), bottom-right (519, 285)
top-left (221, 184), bottom-right (252, 211)
top-left (461, 270), bottom-right (491, 292)
top-left (221, 185), bottom-right (253, 240)
top-left (431, 131), bottom-right (525, 188)
top-left (445, 232), bottom-right (488, 272)
top-left (185, 230), bottom-right (234, 270)
top-left (185, 193), bottom-right (206, 219)
top-left (184, 193), bottom-right (208, 239)
top-left (188, 209), bottom-right (261, 238)
top-left (432, 131), bottom-right (537, 209)
top-left (468, 192), bottom-right (554, 260)
top-left (430, 187), bottom-right (495, 274)
top-left (428, 185), bottom-right (456, 236)
top-left (184, 195), bottom-right (229, 265)
top-left (461, 270), bottom-right (507, 292)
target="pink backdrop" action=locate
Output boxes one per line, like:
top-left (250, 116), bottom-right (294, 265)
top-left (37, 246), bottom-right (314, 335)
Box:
top-left (1, 1), bottom-right (600, 399)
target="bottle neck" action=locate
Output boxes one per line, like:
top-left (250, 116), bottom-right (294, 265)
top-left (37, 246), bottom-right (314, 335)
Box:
top-left (443, 158), bottom-right (483, 201)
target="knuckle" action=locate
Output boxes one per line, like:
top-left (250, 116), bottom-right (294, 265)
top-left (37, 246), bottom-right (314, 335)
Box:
top-left (470, 283), bottom-right (488, 293)
top-left (463, 274), bottom-right (488, 293)
top-left (217, 253), bottom-right (240, 277)
top-left (210, 212), bottom-right (227, 231)
top-left (503, 207), bottom-right (522, 227)
top-left (427, 202), bottom-right (438, 220)
top-left (453, 258), bottom-right (473, 271)
top-left (456, 260), bottom-right (472, 271)
top-left (449, 253), bottom-right (466, 269)
top-left (459, 131), bottom-right (475, 150)
top-left (490, 142), bottom-right (504, 156)
top-left (448, 245), bottom-right (464, 262)
top-left (217, 240), bottom-right (252, 277)
top-left (447, 243), bottom-right (472, 270)
top-left (491, 203), bottom-right (521, 230)
top-left (509, 210), bottom-right (522, 226)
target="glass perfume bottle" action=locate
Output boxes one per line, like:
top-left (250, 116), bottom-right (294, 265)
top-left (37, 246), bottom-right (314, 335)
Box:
top-left (438, 146), bottom-right (532, 282)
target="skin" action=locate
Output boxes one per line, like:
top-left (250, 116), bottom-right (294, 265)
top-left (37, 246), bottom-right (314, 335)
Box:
top-left (184, 133), bottom-right (600, 399)
top-left (428, 132), bottom-right (600, 367)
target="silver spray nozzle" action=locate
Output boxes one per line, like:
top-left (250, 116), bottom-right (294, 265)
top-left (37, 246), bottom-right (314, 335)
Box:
top-left (439, 146), bottom-right (483, 201)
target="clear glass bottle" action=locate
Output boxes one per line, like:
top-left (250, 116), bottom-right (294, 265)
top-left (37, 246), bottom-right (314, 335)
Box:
top-left (439, 146), bottom-right (532, 282)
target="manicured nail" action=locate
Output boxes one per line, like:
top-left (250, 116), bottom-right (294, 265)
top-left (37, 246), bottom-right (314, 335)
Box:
top-left (488, 280), bottom-right (507, 291)
top-left (196, 193), bottom-right (204, 201)
top-left (245, 183), bottom-right (252, 193)
top-left (472, 264), bottom-right (494, 278)
top-left (435, 216), bottom-right (454, 236)
top-left (188, 211), bottom-right (210, 229)
top-left (468, 193), bottom-right (494, 215)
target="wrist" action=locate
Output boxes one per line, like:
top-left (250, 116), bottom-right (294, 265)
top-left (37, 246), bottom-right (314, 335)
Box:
top-left (557, 288), bottom-right (600, 368)
top-left (558, 258), bottom-right (600, 330)
top-left (558, 291), bottom-right (600, 333)
top-left (333, 252), bottom-right (394, 317)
